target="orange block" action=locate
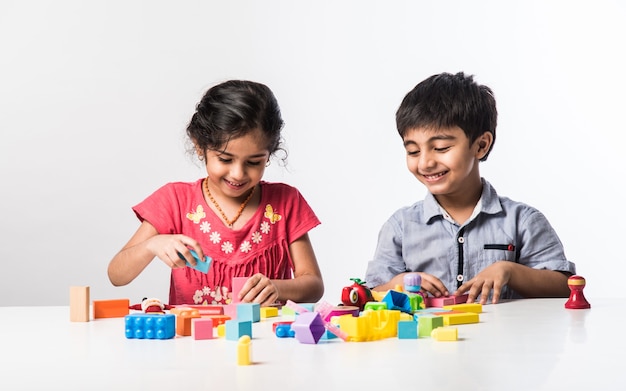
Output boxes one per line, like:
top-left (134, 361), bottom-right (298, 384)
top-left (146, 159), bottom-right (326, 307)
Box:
top-left (93, 299), bottom-right (130, 319)
top-left (176, 310), bottom-right (201, 336)
top-left (206, 314), bottom-right (231, 327)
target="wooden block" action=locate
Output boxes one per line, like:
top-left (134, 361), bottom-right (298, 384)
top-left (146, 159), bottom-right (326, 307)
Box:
top-left (70, 286), bottom-right (90, 322)
top-left (93, 299), bottom-right (130, 319)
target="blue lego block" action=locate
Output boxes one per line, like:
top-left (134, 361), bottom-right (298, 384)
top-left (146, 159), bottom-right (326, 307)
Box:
top-left (275, 324), bottom-right (295, 338)
top-left (237, 303), bottom-right (261, 323)
top-left (225, 320), bottom-right (253, 341)
top-left (397, 320), bottom-right (418, 339)
top-left (125, 313), bottom-right (175, 339)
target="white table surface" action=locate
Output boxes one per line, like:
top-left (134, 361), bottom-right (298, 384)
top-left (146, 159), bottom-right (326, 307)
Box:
top-left (0, 298), bottom-right (618, 390)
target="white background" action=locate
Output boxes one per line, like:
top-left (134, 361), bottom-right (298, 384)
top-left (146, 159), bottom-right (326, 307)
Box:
top-left (1, 0), bottom-right (623, 305)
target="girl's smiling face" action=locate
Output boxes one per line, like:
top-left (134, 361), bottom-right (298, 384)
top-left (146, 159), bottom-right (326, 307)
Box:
top-left (201, 128), bottom-right (270, 201)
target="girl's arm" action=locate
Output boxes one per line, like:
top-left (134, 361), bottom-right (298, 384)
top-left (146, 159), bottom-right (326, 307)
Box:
top-left (239, 233), bottom-right (324, 305)
top-left (107, 221), bottom-right (205, 286)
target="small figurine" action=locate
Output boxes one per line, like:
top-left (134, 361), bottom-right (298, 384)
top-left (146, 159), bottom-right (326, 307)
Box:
top-left (403, 273), bottom-right (425, 311)
top-left (564, 275), bottom-right (591, 309)
top-left (129, 297), bottom-right (173, 314)
top-left (341, 278), bottom-right (375, 311)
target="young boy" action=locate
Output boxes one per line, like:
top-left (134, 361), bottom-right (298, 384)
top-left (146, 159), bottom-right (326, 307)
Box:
top-left (364, 72), bottom-right (575, 304)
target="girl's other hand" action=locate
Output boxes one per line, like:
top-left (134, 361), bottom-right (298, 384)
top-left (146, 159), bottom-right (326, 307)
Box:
top-left (238, 273), bottom-right (279, 307)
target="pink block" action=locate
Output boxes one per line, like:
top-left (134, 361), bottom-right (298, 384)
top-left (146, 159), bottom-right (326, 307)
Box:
top-left (425, 294), bottom-right (469, 308)
top-left (231, 277), bottom-right (248, 304)
top-left (224, 304), bottom-right (238, 319)
top-left (193, 318), bottom-right (214, 340)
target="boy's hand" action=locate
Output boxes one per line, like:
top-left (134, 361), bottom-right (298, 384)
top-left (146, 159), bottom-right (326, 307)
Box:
top-left (455, 261), bottom-right (512, 304)
top-left (238, 273), bottom-right (279, 307)
top-left (419, 273), bottom-right (449, 297)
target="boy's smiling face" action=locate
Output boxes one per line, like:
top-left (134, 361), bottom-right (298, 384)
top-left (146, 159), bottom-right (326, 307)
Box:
top-left (403, 126), bottom-right (491, 201)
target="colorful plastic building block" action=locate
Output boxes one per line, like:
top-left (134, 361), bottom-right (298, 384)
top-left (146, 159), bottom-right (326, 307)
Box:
top-left (225, 320), bottom-right (252, 341)
top-left (435, 311), bottom-right (479, 326)
top-left (291, 312), bottom-right (326, 344)
top-left (93, 299), bottom-right (130, 319)
top-left (237, 303), bottom-right (261, 323)
top-left (442, 303), bottom-right (483, 314)
top-left (431, 327), bottom-right (458, 341)
top-left (424, 294), bottom-right (469, 308)
top-left (70, 286), bottom-right (90, 322)
top-left (417, 314), bottom-right (444, 337)
top-left (171, 304), bottom-right (223, 316)
top-left (275, 323), bottom-right (295, 338)
top-left (176, 309), bottom-right (201, 336)
top-left (192, 318), bottom-right (214, 340)
top-left (231, 276), bottom-right (248, 304)
top-left (381, 290), bottom-right (413, 314)
top-left (237, 335), bottom-right (252, 365)
top-left (125, 313), bottom-right (175, 339)
top-left (319, 305), bottom-right (359, 322)
top-left (178, 249), bottom-right (211, 274)
top-left (260, 306), bottom-right (279, 319)
top-left (363, 302), bottom-right (387, 311)
top-left (397, 320), bottom-right (418, 339)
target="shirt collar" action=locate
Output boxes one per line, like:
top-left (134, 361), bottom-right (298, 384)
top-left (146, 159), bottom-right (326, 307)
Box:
top-left (423, 178), bottom-right (503, 224)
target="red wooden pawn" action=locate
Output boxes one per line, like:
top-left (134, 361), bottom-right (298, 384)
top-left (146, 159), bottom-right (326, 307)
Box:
top-left (564, 275), bottom-right (591, 309)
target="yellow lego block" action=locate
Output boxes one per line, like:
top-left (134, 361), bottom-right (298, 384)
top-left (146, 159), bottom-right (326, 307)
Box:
top-left (260, 306), bottom-right (279, 319)
top-left (237, 335), bottom-right (252, 365)
top-left (442, 303), bottom-right (483, 314)
top-left (441, 311), bottom-right (479, 326)
top-left (431, 327), bottom-right (458, 341)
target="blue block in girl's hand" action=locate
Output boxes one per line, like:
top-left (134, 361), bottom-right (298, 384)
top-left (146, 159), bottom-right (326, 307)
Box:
top-left (178, 249), bottom-right (212, 274)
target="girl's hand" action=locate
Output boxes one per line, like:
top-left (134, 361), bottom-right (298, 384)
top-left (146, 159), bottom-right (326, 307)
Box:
top-left (238, 273), bottom-right (279, 307)
top-left (145, 234), bottom-right (205, 270)
top-left (455, 261), bottom-right (512, 304)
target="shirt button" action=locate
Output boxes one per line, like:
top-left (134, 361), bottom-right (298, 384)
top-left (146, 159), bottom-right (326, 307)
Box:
top-left (458, 237), bottom-right (465, 244)
top-left (457, 275), bottom-right (464, 282)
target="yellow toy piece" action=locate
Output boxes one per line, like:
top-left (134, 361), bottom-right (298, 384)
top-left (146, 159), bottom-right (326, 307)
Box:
top-left (237, 335), bottom-right (252, 365)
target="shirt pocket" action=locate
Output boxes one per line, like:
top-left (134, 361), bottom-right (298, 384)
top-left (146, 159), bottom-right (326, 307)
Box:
top-left (481, 243), bottom-right (518, 264)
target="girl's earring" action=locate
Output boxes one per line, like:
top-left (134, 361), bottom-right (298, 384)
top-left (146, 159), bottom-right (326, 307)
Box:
top-left (266, 160), bottom-right (271, 167)
top-left (198, 155), bottom-right (204, 161)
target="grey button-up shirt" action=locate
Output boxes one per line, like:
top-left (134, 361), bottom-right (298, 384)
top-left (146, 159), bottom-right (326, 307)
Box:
top-left (365, 179), bottom-right (576, 300)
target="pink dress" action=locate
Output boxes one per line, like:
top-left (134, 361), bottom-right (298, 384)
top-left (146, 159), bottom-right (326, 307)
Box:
top-left (133, 179), bottom-right (321, 305)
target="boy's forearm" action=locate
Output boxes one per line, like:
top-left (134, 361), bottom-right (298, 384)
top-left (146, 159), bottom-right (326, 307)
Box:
top-left (507, 264), bottom-right (571, 298)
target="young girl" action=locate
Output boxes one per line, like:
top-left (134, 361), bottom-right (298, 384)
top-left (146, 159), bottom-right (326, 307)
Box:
top-left (107, 80), bottom-right (324, 306)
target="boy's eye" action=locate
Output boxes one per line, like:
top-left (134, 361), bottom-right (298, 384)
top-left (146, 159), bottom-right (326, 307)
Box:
top-left (406, 150), bottom-right (420, 156)
top-left (434, 146), bottom-right (451, 152)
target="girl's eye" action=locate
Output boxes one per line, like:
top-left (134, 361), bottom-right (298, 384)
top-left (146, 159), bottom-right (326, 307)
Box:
top-left (218, 157), bottom-right (232, 163)
top-left (247, 161), bottom-right (262, 166)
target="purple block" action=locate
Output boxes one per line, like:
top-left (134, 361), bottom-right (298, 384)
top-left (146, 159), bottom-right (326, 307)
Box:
top-left (291, 312), bottom-right (325, 344)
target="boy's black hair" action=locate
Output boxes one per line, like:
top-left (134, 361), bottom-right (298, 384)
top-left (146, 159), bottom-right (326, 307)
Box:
top-left (396, 72), bottom-right (497, 161)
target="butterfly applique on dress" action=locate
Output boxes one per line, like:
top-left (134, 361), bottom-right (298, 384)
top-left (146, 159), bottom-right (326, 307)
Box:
top-left (186, 205), bottom-right (206, 224)
top-left (264, 204), bottom-right (282, 224)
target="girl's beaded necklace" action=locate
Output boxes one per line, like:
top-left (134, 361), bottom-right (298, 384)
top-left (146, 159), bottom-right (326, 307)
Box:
top-left (203, 177), bottom-right (256, 228)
